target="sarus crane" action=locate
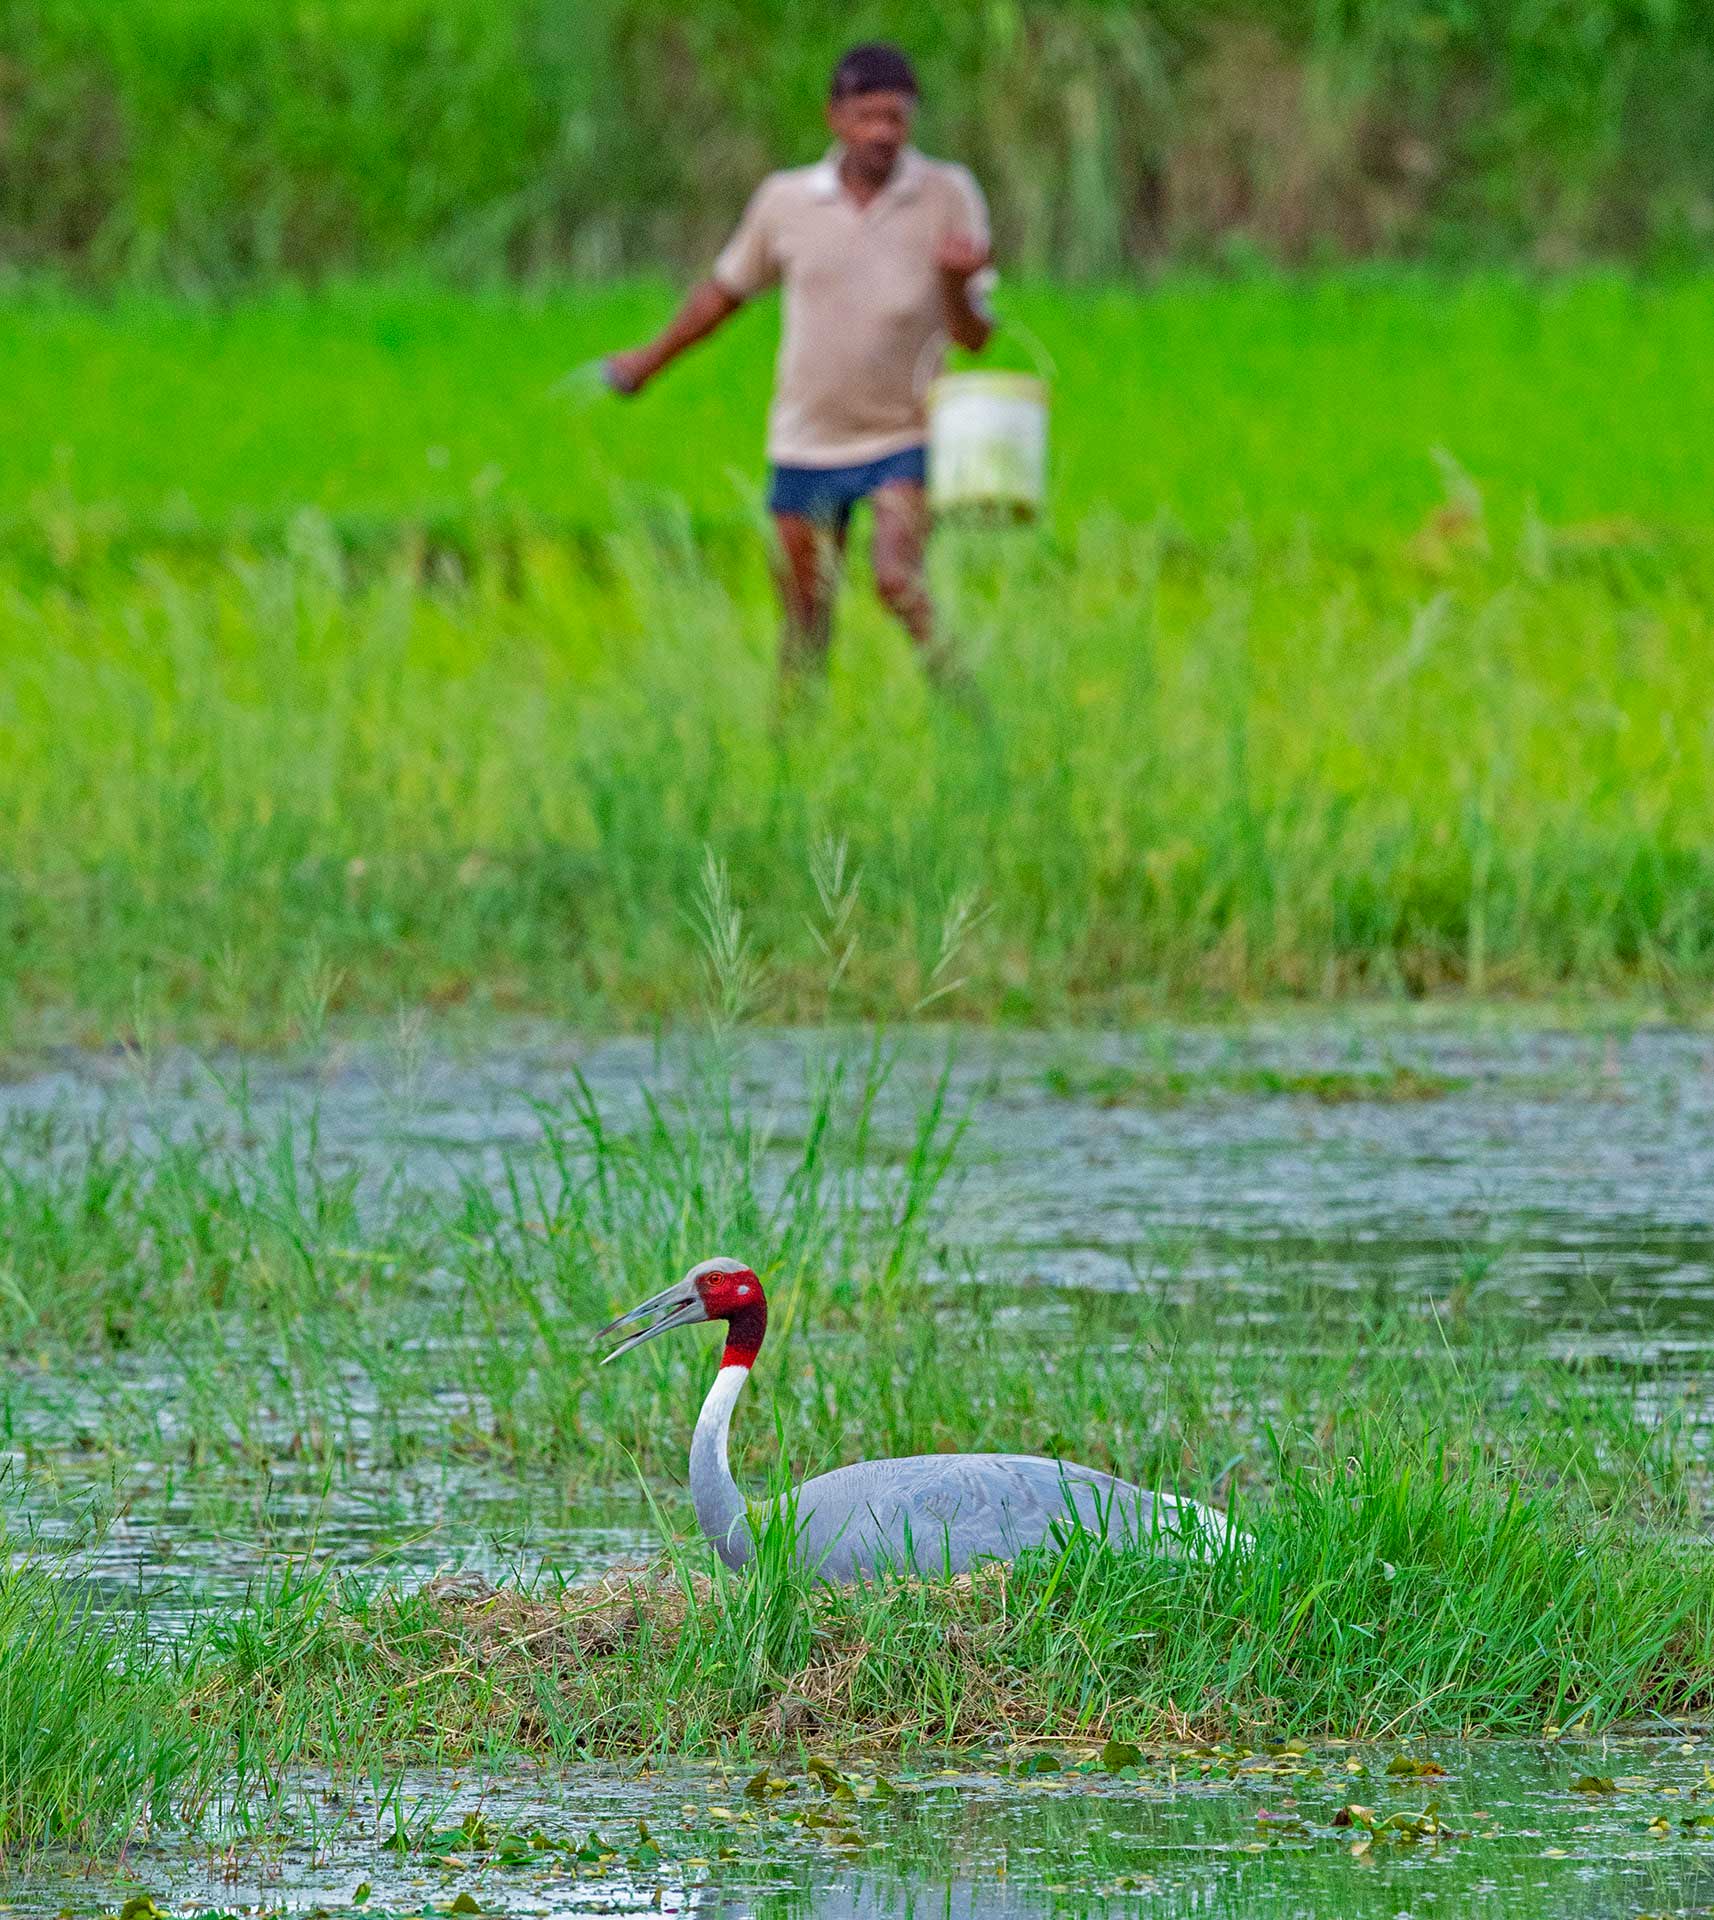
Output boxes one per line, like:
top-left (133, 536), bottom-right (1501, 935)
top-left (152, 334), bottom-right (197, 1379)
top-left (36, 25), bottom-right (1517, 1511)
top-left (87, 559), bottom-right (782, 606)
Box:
top-left (600, 1256), bottom-right (1240, 1581)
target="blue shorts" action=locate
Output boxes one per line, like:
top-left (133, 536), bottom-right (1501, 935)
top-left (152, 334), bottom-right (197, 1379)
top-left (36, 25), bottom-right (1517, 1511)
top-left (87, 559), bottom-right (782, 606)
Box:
top-left (767, 446), bottom-right (927, 533)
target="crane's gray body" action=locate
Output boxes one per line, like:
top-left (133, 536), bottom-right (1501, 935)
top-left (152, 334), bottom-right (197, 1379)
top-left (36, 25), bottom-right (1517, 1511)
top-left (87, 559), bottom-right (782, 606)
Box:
top-left (689, 1361), bottom-right (1235, 1581)
top-left (775, 1451), bottom-right (1231, 1580)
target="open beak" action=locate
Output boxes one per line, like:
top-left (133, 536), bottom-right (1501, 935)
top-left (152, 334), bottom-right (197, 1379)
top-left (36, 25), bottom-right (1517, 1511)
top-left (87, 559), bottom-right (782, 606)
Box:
top-left (598, 1278), bottom-right (708, 1364)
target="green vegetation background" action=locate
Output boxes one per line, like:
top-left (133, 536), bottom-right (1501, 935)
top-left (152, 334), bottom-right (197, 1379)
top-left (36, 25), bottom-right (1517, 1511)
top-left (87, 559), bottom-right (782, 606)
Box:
top-left (4, 0), bottom-right (1714, 285)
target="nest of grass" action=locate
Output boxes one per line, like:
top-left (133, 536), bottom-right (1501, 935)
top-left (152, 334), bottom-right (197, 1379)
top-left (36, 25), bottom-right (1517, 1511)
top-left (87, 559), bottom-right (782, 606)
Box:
top-left (370, 1561), bottom-right (1202, 1752)
top-left (418, 1564), bottom-right (715, 1665)
top-left (199, 1558), bottom-right (1221, 1758)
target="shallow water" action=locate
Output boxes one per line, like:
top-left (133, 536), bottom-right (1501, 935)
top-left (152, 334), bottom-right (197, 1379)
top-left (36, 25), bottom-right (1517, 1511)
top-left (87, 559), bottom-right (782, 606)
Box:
top-left (12, 1017), bottom-right (1714, 1326)
top-left (4, 1017), bottom-right (1713, 1915)
top-left (24, 1738), bottom-right (1714, 1918)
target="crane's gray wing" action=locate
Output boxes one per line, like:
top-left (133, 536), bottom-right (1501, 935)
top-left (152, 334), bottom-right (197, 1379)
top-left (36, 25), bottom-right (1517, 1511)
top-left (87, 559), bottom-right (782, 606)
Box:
top-left (781, 1453), bottom-right (1237, 1583)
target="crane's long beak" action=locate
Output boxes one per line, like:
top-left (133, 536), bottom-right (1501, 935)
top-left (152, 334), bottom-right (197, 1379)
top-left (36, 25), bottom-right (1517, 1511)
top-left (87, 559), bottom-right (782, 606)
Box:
top-left (599, 1278), bottom-right (709, 1364)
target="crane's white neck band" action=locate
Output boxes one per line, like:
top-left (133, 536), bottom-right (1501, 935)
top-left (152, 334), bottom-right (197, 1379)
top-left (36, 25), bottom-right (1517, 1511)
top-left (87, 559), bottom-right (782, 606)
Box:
top-left (695, 1364), bottom-right (748, 1442)
top-left (690, 1364), bottom-right (752, 1569)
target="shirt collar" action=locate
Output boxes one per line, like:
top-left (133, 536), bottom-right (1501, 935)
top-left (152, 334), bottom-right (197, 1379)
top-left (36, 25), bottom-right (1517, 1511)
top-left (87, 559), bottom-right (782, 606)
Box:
top-left (810, 145), bottom-right (926, 204)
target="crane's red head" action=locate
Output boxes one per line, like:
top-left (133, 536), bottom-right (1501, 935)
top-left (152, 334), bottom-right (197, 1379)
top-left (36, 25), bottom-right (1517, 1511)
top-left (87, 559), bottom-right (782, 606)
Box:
top-left (689, 1257), bottom-right (768, 1367)
top-left (598, 1257), bottom-right (768, 1370)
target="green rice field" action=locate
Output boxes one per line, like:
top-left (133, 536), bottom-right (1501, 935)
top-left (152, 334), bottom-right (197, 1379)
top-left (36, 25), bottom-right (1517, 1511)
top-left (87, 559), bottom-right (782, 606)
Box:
top-left (4, 274), bottom-right (1712, 552)
top-left (4, 274), bottom-right (1714, 1046)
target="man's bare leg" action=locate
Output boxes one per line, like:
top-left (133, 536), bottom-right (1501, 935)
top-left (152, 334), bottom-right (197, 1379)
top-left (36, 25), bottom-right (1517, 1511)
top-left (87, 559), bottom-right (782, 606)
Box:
top-left (870, 481), bottom-right (934, 652)
top-left (871, 480), bottom-right (981, 708)
top-left (773, 512), bottom-right (844, 675)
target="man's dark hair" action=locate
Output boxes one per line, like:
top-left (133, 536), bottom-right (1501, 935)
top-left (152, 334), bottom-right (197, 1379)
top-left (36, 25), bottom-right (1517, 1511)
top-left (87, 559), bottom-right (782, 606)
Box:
top-left (830, 43), bottom-right (919, 102)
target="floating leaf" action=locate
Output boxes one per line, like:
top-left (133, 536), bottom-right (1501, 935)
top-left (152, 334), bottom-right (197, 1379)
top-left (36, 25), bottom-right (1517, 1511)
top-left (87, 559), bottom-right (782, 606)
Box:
top-left (1377, 1806), bottom-right (1450, 1839)
top-left (807, 1757), bottom-right (855, 1799)
top-left (353, 1887), bottom-right (372, 1908)
top-left (746, 1770), bottom-right (794, 1799)
top-left (1101, 1740), bottom-right (1145, 1773)
top-left (450, 1897), bottom-right (482, 1916)
top-left (1386, 1756), bottom-right (1448, 1778)
top-left (1016, 1753), bottom-right (1062, 1777)
top-left (120, 1901), bottom-right (164, 1920)
top-left (1332, 1804), bottom-right (1375, 1829)
top-left (1571, 1775), bottom-right (1617, 1794)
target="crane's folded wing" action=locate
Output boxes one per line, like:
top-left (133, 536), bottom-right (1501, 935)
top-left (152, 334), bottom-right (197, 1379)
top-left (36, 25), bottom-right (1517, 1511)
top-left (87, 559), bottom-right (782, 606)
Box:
top-left (780, 1453), bottom-right (1237, 1581)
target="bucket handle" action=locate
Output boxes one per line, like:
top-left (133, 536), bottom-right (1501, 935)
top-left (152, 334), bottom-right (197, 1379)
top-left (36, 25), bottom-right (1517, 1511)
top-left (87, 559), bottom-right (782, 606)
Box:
top-left (915, 313), bottom-right (1056, 400)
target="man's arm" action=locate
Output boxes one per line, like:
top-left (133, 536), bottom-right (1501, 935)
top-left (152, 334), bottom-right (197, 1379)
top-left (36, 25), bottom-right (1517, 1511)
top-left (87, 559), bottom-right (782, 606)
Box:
top-left (938, 233), bottom-right (995, 353)
top-left (606, 280), bottom-right (742, 395)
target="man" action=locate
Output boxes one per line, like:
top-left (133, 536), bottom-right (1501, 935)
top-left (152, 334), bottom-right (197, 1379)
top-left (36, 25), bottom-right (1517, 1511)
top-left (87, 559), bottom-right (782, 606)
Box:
top-left (606, 43), bottom-right (995, 681)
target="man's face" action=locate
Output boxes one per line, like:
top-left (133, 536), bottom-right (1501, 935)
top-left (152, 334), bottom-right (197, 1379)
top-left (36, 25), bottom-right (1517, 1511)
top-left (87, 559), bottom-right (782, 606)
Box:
top-left (827, 90), bottom-right (915, 180)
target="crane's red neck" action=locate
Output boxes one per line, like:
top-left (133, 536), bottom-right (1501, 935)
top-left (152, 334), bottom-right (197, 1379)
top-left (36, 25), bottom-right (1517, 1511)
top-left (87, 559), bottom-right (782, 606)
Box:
top-left (721, 1300), bottom-right (767, 1370)
top-left (692, 1264), bottom-right (768, 1371)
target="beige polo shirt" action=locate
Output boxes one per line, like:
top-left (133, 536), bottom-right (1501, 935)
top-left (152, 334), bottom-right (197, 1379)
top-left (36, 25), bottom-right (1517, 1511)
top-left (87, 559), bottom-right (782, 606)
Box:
top-left (713, 147), bottom-right (994, 468)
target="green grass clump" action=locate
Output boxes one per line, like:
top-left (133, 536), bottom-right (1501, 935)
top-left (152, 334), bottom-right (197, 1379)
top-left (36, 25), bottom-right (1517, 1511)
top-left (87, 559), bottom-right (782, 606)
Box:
top-left (0, 1555), bottom-right (202, 1850)
top-left (6, 1426), bottom-right (1705, 1853)
top-left (1043, 1060), bottom-right (1465, 1106)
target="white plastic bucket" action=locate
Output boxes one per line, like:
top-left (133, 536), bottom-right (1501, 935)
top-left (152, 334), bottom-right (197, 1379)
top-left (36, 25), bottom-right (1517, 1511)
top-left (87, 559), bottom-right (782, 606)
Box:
top-left (928, 370), bottom-right (1049, 519)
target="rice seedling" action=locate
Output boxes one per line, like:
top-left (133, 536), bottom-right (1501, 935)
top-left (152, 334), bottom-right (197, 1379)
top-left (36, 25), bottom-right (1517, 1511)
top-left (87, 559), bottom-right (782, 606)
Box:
top-left (7, 496), bottom-right (1714, 1042)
